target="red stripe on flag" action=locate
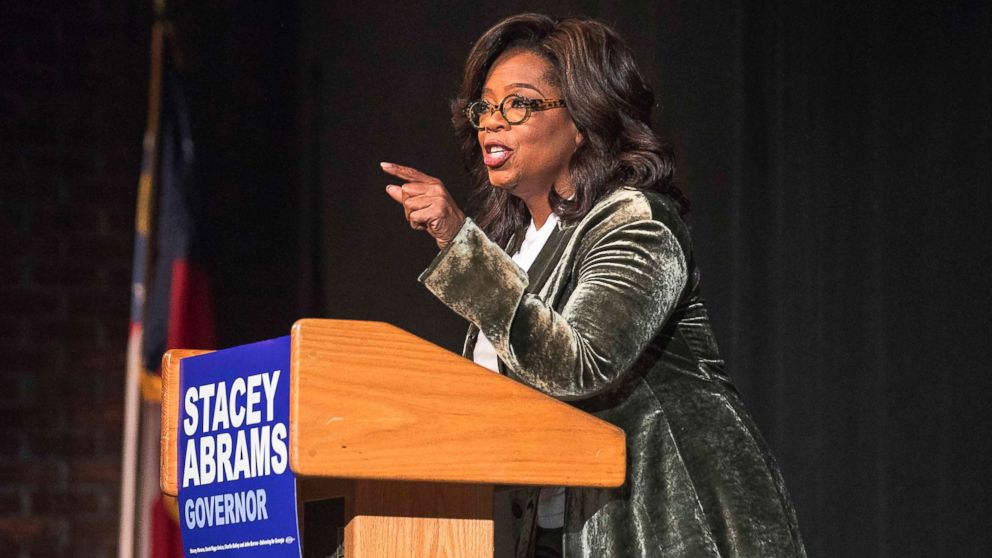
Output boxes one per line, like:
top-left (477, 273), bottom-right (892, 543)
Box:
top-left (151, 495), bottom-right (183, 558)
top-left (166, 258), bottom-right (215, 350)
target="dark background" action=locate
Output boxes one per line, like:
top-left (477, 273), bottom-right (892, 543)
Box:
top-left (2, 1), bottom-right (990, 556)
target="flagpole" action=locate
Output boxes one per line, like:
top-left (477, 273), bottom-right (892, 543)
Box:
top-left (118, 3), bottom-right (166, 556)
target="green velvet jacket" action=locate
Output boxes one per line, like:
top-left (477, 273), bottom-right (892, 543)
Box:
top-left (420, 188), bottom-right (806, 558)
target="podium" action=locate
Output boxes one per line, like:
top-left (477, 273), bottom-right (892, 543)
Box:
top-left (160, 319), bottom-right (625, 557)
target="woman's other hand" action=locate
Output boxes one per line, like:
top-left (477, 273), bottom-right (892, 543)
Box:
top-left (382, 162), bottom-right (466, 250)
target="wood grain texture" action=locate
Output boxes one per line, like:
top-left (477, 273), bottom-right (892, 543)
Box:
top-left (290, 319), bottom-right (626, 487)
top-left (347, 481), bottom-right (493, 558)
top-left (160, 348), bottom-right (212, 496)
top-left (296, 479), bottom-right (493, 558)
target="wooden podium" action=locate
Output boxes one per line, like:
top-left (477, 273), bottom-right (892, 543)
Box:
top-left (160, 319), bottom-right (625, 557)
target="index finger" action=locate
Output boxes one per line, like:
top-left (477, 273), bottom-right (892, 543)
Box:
top-left (380, 161), bottom-right (438, 183)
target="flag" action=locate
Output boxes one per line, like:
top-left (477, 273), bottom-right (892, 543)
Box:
top-left (118, 17), bottom-right (214, 558)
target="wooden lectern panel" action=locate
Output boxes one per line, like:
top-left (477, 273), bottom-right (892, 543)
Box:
top-left (160, 348), bottom-right (212, 496)
top-left (161, 321), bottom-right (625, 557)
top-left (290, 319), bottom-right (626, 487)
top-left (348, 481), bottom-right (493, 558)
top-left (297, 479), bottom-right (493, 558)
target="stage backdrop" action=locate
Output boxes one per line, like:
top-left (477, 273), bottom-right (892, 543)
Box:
top-left (197, 1), bottom-right (990, 556)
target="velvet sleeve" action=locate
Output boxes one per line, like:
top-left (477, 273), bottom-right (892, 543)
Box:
top-left (419, 200), bottom-right (687, 400)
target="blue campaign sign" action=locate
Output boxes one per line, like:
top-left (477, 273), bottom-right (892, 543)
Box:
top-left (178, 336), bottom-right (301, 557)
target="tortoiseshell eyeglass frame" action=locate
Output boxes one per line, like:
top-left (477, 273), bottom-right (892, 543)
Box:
top-left (463, 94), bottom-right (567, 129)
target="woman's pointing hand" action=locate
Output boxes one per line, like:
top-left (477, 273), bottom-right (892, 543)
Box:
top-left (382, 161), bottom-right (466, 250)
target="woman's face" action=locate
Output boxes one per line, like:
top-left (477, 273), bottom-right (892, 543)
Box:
top-left (477, 49), bottom-right (582, 201)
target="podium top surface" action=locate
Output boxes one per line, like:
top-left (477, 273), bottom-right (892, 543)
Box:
top-left (161, 319), bottom-right (625, 495)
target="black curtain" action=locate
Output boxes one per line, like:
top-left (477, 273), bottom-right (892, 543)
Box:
top-left (727, 2), bottom-right (992, 555)
top-left (169, 1), bottom-right (303, 346)
top-left (300, 1), bottom-right (992, 555)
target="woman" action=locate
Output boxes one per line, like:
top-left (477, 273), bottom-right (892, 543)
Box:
top-left (383, 13), bottom-right (806, 558)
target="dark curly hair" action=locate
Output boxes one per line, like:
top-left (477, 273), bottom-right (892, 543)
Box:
top-left (451, 13), bottom-right (690, 248)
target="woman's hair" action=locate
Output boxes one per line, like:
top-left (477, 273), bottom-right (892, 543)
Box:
top-left (452, 13), bottom-right (690, 248)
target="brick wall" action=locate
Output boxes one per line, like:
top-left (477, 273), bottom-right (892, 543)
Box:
top-left (0, 2), bottom-right (151, 557)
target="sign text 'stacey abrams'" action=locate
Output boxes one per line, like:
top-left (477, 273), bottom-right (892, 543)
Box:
top-left (178, 335), bottom-right (300, 555)
top-left (182, 370), bottom-right (288, 487)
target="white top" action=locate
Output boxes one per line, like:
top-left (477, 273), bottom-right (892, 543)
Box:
top-left (472, 212), bottom-right (565, 529)
top-left (472, 211), bottom-right (559, 371)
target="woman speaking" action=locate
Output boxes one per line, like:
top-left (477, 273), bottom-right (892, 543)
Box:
top-left (383, 13), bottom-right (806, 558)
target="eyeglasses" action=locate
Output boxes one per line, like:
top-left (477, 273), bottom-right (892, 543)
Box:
top-left (463, 94), bottom-right (567, 129)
